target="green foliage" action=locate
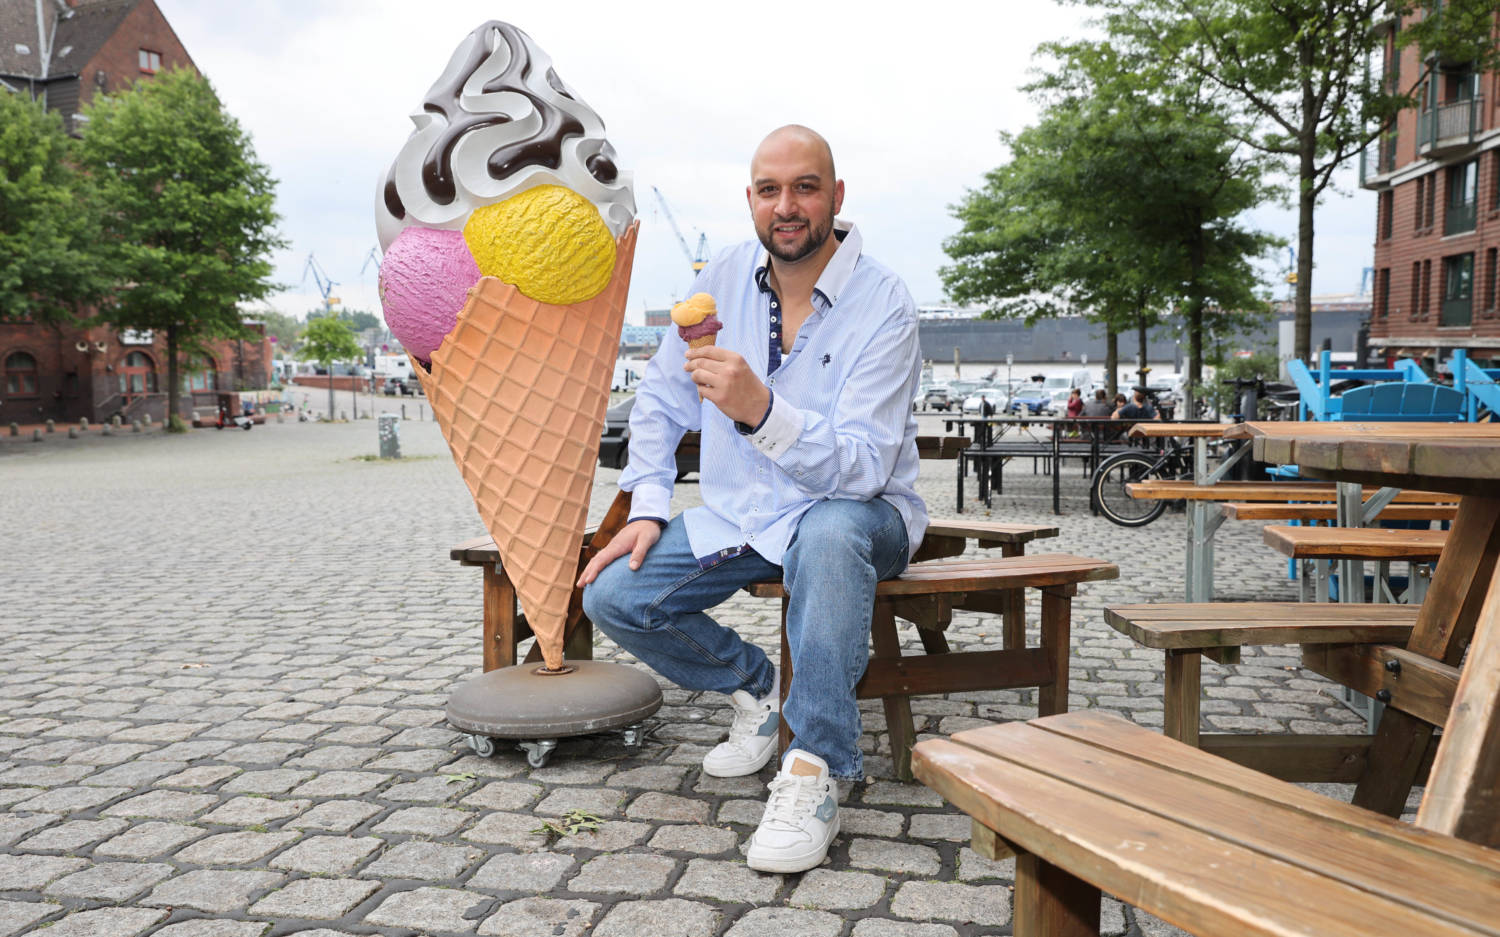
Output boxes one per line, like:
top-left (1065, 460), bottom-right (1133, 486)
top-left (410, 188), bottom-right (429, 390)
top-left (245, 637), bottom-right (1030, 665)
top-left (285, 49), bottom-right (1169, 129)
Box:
top-left (300, 316), bottom-right (363, 367)
top-left (942, 39), bottom-right (1280, 399)
top-left (0, 93), bottom-right (111, 323)
top-left (74, 68), bottom-right (285, 419)
top-left (532, 810), bottom-right (602, 844)
top-left (1069, 0), bottom-right (1500, 361)
top-left (255, 309), bottom-right (304, 354)
top-left (1203, 350), bottom-right (1280, 415)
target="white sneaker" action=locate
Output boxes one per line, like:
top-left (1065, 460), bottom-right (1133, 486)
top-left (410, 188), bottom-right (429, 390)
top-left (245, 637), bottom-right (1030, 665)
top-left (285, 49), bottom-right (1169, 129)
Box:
top-left (746, 749), bottom-right (839, 873)
top-left (702, 677), bottom-right (780, 778)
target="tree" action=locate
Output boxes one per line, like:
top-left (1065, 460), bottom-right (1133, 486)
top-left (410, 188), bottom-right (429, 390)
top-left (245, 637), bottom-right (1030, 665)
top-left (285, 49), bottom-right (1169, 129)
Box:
top-left (0, 93), bottom-right (112, 324)
top-left (252, 309), bottom-right (304, 357)
top-left (1077, 0), bottom-right (1500, 362)
top-left (74, 68), bottom-right (284, 429)
top-left (299, 316), bottom-right (362, 419)
top-left (944, 40), bottom-right (1280, 410)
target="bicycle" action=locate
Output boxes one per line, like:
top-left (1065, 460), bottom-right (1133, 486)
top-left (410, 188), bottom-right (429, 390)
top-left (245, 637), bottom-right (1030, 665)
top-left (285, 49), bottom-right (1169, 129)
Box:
top-left (1089, 437), bottom-right (1196, 527)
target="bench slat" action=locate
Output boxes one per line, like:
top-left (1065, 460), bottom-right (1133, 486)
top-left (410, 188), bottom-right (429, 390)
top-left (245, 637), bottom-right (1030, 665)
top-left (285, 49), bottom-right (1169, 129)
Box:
top-left (1127, 480), bottom-right (1453, 502)
top-left (746, 554), bottom-right (1118, 599)
top-left (1263, 525), bottom-right (1448, 560)
top-left (914, 713), bottom-right (1500, 937)
top-left (1104, 602), bottom-right (1419, 650)
top-left (1222, 502), bottom-right (1456, 521)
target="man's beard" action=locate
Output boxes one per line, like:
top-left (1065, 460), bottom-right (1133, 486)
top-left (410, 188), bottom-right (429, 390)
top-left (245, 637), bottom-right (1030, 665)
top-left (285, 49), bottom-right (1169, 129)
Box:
top-left (758, 209), bottom-right (834, 263)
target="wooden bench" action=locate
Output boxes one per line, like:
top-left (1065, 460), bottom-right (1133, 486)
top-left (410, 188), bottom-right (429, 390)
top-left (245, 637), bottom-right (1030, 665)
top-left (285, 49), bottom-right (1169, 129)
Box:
top-left (1101, 601), bottom-right (1431, 778)
top-left (1263, 525), bottom-right (1447, 603)
top-left (1221, 502), bottom-right (1457, 522)
top-left (1125, 479), bottom-right (1454, 502)
top-left (913, 710), bottom-right (1500, 937)
top-left (747, 552), bottom-right (1117, 779)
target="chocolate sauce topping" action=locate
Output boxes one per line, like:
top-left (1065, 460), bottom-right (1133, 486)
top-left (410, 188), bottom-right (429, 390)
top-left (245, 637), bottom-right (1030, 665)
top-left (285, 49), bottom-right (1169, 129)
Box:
top-left (587, 149), bottom-right (618, 184)
top-left (413, 21), bottom-right (587, 206)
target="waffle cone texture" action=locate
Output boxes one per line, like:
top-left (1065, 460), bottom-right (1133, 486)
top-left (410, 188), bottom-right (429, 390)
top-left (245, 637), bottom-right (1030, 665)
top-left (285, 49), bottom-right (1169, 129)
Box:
top-left (412, 223), bottom-right (638, 671)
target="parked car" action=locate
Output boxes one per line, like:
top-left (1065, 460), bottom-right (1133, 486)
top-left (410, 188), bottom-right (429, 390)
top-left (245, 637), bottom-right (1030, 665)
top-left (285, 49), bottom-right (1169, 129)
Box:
top-left (597, 394), bottom-right (698, 478)
top-left (1008, 383), bottom-right (1054, 415)
top-left (961, 387), bottom-right (1008, 414)
top-left (920, 384), bottom-right (952, 411)
top-left (382, 377), bottom-right (410, 396)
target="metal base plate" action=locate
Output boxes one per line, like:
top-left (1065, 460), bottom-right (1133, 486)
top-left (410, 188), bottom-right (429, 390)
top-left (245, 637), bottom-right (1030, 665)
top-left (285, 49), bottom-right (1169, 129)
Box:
top-left (446, 660), bottom-right (663, 739)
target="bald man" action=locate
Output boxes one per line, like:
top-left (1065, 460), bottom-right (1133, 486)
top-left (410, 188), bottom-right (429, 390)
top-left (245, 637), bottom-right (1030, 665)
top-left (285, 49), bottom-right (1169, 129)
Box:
top-left (581, 125), bottom-right (927, 873)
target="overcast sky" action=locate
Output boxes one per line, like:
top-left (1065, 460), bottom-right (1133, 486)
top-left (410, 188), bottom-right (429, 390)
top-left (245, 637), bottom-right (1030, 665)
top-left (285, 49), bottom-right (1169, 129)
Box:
top-left (154, 0), bottom-right (1377, 327)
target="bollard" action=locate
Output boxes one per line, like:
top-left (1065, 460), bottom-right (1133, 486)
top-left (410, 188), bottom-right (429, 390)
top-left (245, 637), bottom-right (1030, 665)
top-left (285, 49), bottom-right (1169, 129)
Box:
top-left (68, 426), bottom-right (78, 438)
top-left (46, 419), bottom-right (55, 433)
top-left (32, 429), bottom-right (42, 442)
top-left (378, 414), bottom-right (401, 459)
top-left (111, 415), bottom-right (121, 427)
top-left (401, 403), bottom-right (406, 420)
top-left (276, 413), bottom-right (284, 423)
top-left (143, 414), bottom-right (152, 426)
top-left (102, 424), bottom-right (112, 436)
top-left (80, 417), bottom-right (89, 429)
top-left (340, 411), bottom-right (347, 422)
top-left (132, 420), bottom-right (141, 433)
top-left (8, 422), bottom-right (16, 437)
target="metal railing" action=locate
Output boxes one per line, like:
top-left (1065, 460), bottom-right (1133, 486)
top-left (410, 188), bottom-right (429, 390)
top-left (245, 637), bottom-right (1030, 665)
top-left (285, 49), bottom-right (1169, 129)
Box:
top-left (1418, 96), bottom-right (1484, 152)
top-left (1445, 199), bottom-right (1478, 235)
top-left (1360, 132), bottom-right (1398, 184)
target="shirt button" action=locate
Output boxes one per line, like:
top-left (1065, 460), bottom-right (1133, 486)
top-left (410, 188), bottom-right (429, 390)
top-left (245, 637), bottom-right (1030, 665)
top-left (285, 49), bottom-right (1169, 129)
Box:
top-left (748, 534), bottom-right (756, 541)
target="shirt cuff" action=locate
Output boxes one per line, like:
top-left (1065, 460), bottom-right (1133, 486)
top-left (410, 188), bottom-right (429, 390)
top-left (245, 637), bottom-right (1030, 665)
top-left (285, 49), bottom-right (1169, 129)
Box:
top-left (734, 390), bottom-right (775, 435)
top-left (744, 392), bottom-right (802, 457)
top-left (624, 483), bottom-right (671, 526)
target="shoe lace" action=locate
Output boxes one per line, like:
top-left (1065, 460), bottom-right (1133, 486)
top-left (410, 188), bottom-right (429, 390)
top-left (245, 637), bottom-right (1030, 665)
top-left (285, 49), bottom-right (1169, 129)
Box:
top-left (725, 696), bottom-right (768, 744)
top-left (762, 772), bottom-right (821, 828)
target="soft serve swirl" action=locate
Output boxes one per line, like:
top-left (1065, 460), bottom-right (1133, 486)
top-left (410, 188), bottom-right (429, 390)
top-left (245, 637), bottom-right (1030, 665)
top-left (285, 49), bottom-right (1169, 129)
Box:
top-left (375, 21), bottom-right (635, 250)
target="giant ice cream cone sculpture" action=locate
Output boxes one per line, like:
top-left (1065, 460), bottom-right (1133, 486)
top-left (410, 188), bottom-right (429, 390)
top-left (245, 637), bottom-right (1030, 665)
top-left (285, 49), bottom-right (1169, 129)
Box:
top-left (410, 226), bottom-right (636, 670)
top-left (375, 21), bottom-right (638, 672)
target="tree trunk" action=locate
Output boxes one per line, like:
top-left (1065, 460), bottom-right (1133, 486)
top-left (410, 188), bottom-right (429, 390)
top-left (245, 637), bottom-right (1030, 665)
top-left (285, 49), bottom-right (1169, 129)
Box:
top-left (1295, 41), bottom-right (1317, 364)
top-left (1136, 313), bottom-right (1149, 390)
top-left (327, 375), bottom-right (335, 422)
top-left (1105, 327), bottom-right (1119, 398)
top-left (166, 323), bottom-right (180, 427)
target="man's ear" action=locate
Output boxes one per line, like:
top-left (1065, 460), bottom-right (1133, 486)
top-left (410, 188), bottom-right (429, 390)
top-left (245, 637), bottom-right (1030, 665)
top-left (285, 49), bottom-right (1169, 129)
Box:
top-left (832, 179), bottom-right (845, 215)
top-left (746, 184), bottom-right (754, 212)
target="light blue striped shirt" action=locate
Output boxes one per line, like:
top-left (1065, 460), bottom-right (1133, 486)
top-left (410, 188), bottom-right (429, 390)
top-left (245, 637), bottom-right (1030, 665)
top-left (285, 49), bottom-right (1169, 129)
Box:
top-left (619, 220), bottom-right (928, 564)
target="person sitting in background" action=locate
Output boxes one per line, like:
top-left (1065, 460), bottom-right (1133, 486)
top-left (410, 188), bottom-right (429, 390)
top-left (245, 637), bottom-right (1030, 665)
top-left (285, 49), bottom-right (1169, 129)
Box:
top-left (1081, 389), bottom-right (1112, 417)
top-left (1113, 388), bottom-right (1158, 421)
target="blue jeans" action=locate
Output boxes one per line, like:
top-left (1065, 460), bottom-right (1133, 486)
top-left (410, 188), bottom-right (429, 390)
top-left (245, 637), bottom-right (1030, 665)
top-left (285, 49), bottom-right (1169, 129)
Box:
top-left (583, 498), bottom-right (909, 780)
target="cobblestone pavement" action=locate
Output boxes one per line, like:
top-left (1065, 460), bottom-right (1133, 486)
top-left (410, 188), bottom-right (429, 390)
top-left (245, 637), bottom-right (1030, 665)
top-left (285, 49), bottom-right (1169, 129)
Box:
top-left (2, 415), bottom-right (1368, 937)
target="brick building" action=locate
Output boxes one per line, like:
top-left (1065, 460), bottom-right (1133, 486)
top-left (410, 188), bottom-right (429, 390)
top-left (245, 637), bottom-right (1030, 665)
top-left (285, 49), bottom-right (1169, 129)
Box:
top-left (2, 0), bottom-right (273, 425)
top-left (1364, 10), bottom-right (1500, 364)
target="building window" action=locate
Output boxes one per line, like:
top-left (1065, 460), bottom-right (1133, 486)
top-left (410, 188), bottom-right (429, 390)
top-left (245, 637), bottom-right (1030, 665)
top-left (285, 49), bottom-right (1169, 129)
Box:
top-left (1411, 261), bottom-right (1423, 318)
top-left (1422, 259), bottom-right (1433, 319)
top-left (1445, 160), bottom-right (1478, 235)
top-left (119, 351), bottom-right (157, 397)
top-left (1379, 190), bottom-right (1393, 240)
top-left (1414, 177), bottom-right (1426, 230)
top-left (184, 358), bottom-right (217, 392)
top-left (1494, 152), bottom-right (1500, 211)
top-left (138, 49), bottom-right (161, 73)
top-left (4, 351), bottom-right (39, 397)
top-left (1441, 253), bottom-right (1473, 327)
top-left (1425, 175), bottom-right (1437, 230)
top-left (1377, 267), bottom-right (1391, 318)
top-left (1486, 248), bottom-right (1498, 315)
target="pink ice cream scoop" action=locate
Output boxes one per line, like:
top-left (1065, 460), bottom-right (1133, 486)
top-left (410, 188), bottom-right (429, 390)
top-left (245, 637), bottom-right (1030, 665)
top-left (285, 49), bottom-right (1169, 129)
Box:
top-left (378, 227), bottom-right (481, 362)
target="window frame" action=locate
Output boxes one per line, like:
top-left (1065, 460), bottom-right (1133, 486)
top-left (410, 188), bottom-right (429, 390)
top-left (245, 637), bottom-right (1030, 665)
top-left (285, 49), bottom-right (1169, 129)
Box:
top-left (4, 350), bottom-right (40, 398)
top-left (1441, 252), bottom-right (1474, 327)
top-left (137, 49), bottom-right (162, 74)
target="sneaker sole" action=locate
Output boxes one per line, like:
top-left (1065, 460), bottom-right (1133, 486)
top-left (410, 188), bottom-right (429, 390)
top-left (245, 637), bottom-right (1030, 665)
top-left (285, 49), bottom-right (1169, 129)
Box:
top-left (745, 816), bottom-right (839, 873)
top-left (701, 742), bottom-right (777, 778)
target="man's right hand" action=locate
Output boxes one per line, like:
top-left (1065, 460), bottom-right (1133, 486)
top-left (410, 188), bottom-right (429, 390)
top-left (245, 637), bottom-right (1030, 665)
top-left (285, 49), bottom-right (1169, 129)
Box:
top-left (577, 519), bottom-right (663, 587)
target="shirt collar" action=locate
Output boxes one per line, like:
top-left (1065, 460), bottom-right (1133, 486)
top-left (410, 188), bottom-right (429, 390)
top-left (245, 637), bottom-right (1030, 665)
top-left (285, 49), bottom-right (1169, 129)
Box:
top-left (753, 219), bottom-right (860, 306)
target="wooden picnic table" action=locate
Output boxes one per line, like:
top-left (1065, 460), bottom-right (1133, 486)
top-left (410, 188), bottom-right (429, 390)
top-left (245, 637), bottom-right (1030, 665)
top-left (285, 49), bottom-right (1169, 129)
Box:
top-left (912, 420), bottom-right (1500, 936)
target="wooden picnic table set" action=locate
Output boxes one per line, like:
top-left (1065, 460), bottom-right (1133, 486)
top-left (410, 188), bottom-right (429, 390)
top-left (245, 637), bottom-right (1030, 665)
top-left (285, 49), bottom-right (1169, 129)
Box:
top-left (446, 422), bottom-right (1500, 935)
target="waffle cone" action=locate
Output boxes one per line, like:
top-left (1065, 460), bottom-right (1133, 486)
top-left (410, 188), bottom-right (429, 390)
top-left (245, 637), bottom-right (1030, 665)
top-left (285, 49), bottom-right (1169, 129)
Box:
top-left (412, 223), bottom-right (638, 671)
top-left (686, 334), bottom-right (717, 350)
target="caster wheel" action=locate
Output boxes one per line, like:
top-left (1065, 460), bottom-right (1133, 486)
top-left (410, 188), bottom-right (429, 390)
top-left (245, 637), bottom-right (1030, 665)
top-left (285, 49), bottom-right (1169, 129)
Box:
top-left (517, 739), bottom-right (557, 768)
top-left (621, 723), bottom-right (645, 748)
top-left (467, 734), bottom-right (496, 758)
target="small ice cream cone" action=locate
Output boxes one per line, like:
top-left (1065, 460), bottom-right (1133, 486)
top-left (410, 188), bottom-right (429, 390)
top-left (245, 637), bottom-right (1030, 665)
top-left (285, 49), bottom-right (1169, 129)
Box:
top-left (411, 224), bottom-right (638, 671)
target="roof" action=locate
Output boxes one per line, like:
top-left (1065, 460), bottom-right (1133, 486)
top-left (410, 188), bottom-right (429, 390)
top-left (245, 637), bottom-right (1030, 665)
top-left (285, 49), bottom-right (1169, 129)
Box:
top-left (0, 0), bottom-right (139, 81)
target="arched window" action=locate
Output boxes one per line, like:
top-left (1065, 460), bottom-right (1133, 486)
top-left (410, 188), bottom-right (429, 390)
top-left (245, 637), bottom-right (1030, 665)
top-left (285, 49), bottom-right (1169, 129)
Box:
top-left (184, 356), bottom-right (217, 392)
top-left (119, 351), bottom-right (157, 398)
top-left (4, 351), bottom-right (39, 397)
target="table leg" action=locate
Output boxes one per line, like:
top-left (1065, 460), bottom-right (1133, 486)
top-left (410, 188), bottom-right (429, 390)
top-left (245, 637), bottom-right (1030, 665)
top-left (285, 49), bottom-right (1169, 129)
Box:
top-left (871, 602), bottom-right (917, 781)
top-left (956, 451), bottom-right (965, 512)
top-left (1038, 586), bottom-right (1073, 717)
top-left (482, 566), bottom-right (517, 672)
top-left (1163, 650), bottom-right (1202, 746)
top-left (1002, 543), bottom-right (1026, 650)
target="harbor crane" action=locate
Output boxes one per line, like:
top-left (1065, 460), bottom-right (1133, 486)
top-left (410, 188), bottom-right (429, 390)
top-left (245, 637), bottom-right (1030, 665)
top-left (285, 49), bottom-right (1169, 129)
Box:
top-left (301, 254), bottom-right (340, 314)
top-left (360, 246), bottom-right (382, 277)
top-left (651, 186), bottom-right (710, 279)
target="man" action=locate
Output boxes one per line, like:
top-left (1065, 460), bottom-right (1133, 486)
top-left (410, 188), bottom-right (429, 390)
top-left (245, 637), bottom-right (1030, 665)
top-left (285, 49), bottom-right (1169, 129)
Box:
top-left (1081, 388), bottom-right (1112, 417)
top-left (579, 125), bottom-right (926, 874)
top-left (1113, 387), bottom-right (1158, 420)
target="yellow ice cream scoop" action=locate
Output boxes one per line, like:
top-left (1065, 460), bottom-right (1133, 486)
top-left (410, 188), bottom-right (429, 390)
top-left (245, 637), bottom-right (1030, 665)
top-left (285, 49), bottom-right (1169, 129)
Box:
top-left (671, 293), bottom-right (716, 327)
top-left (463, 185), bottom-right (616, 305)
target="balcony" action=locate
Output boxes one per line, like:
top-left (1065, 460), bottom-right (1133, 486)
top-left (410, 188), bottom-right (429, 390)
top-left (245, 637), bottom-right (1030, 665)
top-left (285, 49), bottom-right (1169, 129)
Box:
top-left (1359, 132), bottom-right (1398, 188)
top-left (1418, 96), bottom-right (1484, 158)
top-left (1445, 199), bottom-right (1477, 236)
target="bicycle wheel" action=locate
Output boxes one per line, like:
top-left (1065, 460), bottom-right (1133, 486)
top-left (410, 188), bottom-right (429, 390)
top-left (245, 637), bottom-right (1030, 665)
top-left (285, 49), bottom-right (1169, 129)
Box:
top-left (1091, 451), bottom-right (1169, 527)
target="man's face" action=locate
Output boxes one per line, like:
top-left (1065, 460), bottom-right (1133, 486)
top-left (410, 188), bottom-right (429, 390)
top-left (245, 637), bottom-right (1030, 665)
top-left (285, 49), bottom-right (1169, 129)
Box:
top-left (747, 136), bottom-right (844, 265)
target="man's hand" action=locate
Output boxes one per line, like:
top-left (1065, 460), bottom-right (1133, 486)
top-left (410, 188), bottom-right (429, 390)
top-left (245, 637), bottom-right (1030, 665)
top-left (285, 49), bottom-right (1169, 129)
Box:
top-left (577, 518), bottom-right (662, 586)
top-left (685, 346), bottom-right (771, 426)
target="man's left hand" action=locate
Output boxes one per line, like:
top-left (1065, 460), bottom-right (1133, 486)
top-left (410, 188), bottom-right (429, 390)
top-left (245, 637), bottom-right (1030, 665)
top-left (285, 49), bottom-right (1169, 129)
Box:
top-left (685, 346), bottom-right (771, 426)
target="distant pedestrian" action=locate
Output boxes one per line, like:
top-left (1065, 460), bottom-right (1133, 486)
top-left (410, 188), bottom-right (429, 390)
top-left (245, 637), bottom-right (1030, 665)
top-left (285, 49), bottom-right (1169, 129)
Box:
top-left (1065, 387), bottom-right (1084, 419)
top-left (1113, 389), bottom-right (1158, 421)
